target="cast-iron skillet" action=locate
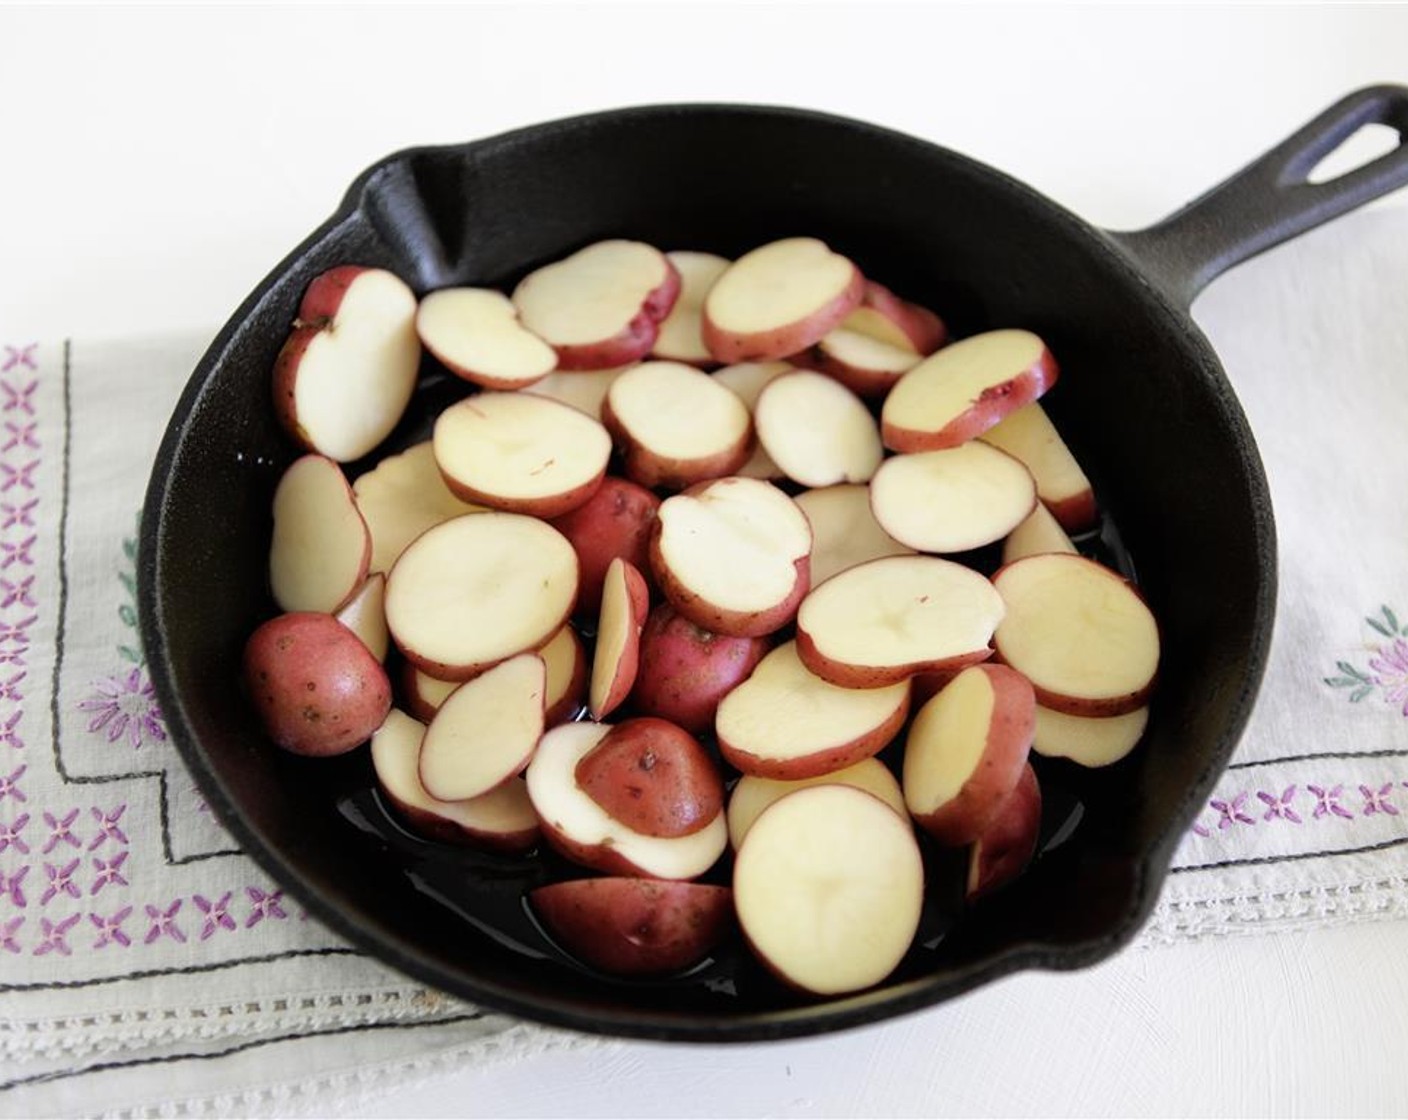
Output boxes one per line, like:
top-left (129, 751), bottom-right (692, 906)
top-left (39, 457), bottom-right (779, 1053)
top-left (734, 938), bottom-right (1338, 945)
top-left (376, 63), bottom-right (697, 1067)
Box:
top-left (139, 86), bottom-right (1408, 1041)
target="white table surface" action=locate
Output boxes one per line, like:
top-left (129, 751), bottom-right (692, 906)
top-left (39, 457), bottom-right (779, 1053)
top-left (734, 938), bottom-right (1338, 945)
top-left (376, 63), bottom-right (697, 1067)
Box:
top-left (6, 4), bottom-right (1408, 1115)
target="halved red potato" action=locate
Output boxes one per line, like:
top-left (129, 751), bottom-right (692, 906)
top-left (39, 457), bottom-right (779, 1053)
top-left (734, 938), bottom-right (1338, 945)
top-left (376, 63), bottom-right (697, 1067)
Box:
top-left (548, 476), bottom-right (660, 618)
top-left (798, 328), bottom-right (922, 398)
top-left (352, 441), bottom-right (487, 575)
top-left (400, 663), bottom-right (462, 724)
top-left (334, 573), bottom-right (388, 662)
top-left (525, 721), bottom-right (728, 879)
top-left (980, 401), bottom-right (1097, 532)
top-left (726, 758), bottom-right (905, 849)
top-left (868, 443), bottom-right (1037, 554)
top-left (523, 365), bottom-right (632, 422)
top-left (902, 664), bottom-right (1034, 846)
top-left (881, 329), bottom-right (1058, 452)
top-left (715, 642), bottom-right (910, 779)
top-left (795, 555), bottom-right (1004, 688)
top-left (512, 240), bottom-right (679, 370)
top-left (384, 512), bottom-right (577, 679)
top-left (1002, 500), bottom-right (1078, 565)
top-left (967, 762), bottom-right (1042, 901)
top-left (588, 558), bottom-right (650, 720)
top-left (540, 624), bottom-right (589, 726)
top-left (602, 361), bottom-right (753, 489)
top-left (273, 266), bottom-right (420, 462)
top-left (574, 717), bottom-right (724, 838)
top-left (1033, 704), bottom-right (1149, 767)
top-left (992, 553), bottom-right (1159, 717)
top-left (754, 370), bottom-right (883, 487)
top-left (269, 454), bottom-right (370, 614)
top-left (850, 281), bottom-right (948, 354)
top-left (629, 604), bottom-right (770, 735)
top-left (710, 360), bottom-right (795, 480)
top-left (794, 484), bottom-right (915, 586)
top-left (734, 784), bottom-right (923, 995)
top-left (371, 709), bottom-right (539, 853)
top-left (530, 878), bottom-right (733, 976)
top-left (416, 287), bottom-right (557, 389)
top-left (650, 477), bottom-right (812, 638)
top-left (651, 251), bottom-right (731, 365)
top-left (702, 238), bottom-right (864, 363)
top-left (433, 392), bottom-right (611, 518)
top-left (418, 652), bottom-right (546, 802)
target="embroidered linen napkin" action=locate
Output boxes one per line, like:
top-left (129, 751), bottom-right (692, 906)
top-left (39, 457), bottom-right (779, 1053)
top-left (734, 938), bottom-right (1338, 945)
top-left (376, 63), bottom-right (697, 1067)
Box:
top-left (1, 203), bottom-right (1405, 1116)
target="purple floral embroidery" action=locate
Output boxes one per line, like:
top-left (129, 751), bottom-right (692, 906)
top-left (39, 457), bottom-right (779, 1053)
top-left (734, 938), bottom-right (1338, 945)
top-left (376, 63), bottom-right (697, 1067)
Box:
top-left (0, 763), bottom-right (25, 803)
top-left (0, 538), bottom-right (33, 569)
top-left (1326, 607), bottom-right (1408, 713)
top-left (1, 421), bottom-right (39, 452)
top-left (90, 907), bottom-right (132, 949)
top-left (1309, 784), bottom-right (1354, 820)
top-left (1190, 820), bottom-right (1211, 838)
top-left (41, 808), bottom-right (79, 853)
top-left (144, 900), bottom-right (185, 944)
top-left (77, 668), bottom-right (166, 749)
top-left (0, 615), bottom-right (36, 644)
top-left (0, 916), bottom-right (21, 952)
top-left (194, 892), bottom-right (235, 940)
top-left (245, 887), bottom-right (287, 928)
top-left (34, 913), bottom-right (79, 956)
top-left (0, 812), bottom-right (30, 853)
top-left (1211, 792), bottom-right (1255, 829)
top-left (0, 670), bottom-right (25, 702)
top-left (89, 805), bottom-right (128, 850)
top-left (40, 859), bottom-right (80, 906)
top-left (0, 865), bottom-right (28, 907)
top-left (0, 499), bottom-right (37, 529)
top-left (1369, 639), bottom-right (1408, 717)
top-left (1360, 782), bottom-right (1399, 816)
top-left (0, 710), bottom-right (24, 751)
top-left (2, 345), bottom-right (37, 372)
top-left (1257, 785), bottom-right (1302, 823)
top-left (0, 647), bottom-right (26, 669)
top-left (0, 381), bottom-right (36, 416)
top-left (90, 852), bottom-right (128, 895)
top-left (0, 461), bottom-right (38, 492)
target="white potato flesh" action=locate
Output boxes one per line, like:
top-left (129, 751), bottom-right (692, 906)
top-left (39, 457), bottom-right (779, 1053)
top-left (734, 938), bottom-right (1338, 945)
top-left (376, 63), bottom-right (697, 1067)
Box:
top-left (384, 513), bottom-right (577, 676)
top-left (416, 287), bottom-right (557, 386)
top-left (269, 454), bottom-right (369, 613)
top-left (1033, 705), bottom-right (1149, 767)
top-left (705, 238), bottom-right (856, 334)
top-left (734, 784), bottom-right (923, 995)
top-left (711, 360), bottom-right (794, 479)
top-left (726, 759), bottom-right (906, 849)
top-left (816, 328), bottom-right (921, 375)
top-left (715, 643), bottom-right (909, 765)
top-left (540, 625), bottom-right (585, 717)
top-left (589, 559), bottom-right (640, 719)
top-left (653, 251), bottom-right (730, 363)
top-left (882, 329), bottom-right (1049, 437)
top-left (607, 361), bottom-right (750, 461)
top-left (980, 402), bottom-right (1093, 517)
top-left (1002, 501), bottom-right (1078, 564)
top-left (409, 667), bottom-right (459, 716)
top-left (525, 722), bottom-right (727, 879)
top-left (334, 574), bottom-right (388, 662)
top-left (902, 665), bottom-right (994, 814)
top-left (353, 441), bottom-right (486, 575)
top-left (794, 484), bottom-right (914, 586)
top-left (841, 306), bottom-right (917, 351)
top-left (754, 371), bottom-right (883, 486)
top-left (869, 443), bottom-right (1037, 553)
top-left (524, 366), bottom-right (632, 421)
top-left (512, 240), bottom-right (670, 346)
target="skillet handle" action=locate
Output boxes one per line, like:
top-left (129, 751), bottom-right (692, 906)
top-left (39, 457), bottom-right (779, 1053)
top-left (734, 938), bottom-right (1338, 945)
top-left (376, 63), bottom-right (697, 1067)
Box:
top-left (1110, 84), bottom-right (1408, 307)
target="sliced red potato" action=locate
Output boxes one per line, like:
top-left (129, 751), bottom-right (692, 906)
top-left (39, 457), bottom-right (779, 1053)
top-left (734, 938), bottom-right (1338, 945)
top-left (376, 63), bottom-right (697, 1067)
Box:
top-left (400, 663), bottom-right (462, 724)
top-left (416, 287), bottom-right (557, 389)
top-left (530, 878), bottom-right (733, 977)
top-left (269, 454), bottom-right (370, 614)
top-left (602, 361), bottom-right (753, 489)
top-left (334, 573), bottom-right (388, 662)
top-left (794, 484), bottom-right (914, 586)
top-left (980, 401), bottom-right (1097, 532)
top-left (1002, 500), bottom-right (1078, 565)
top-left (753, 370), bottom-right (883, 487)
top-left (588, 557), bottom-right (650, 720)
top-left (702, 238), bottom-right (864, 363)
top-left (902, 664), bottom-right (1034, 846)
top-left (651, 251), bottom-right (731, 364)
top-left (548, 475), bottom-right (660, 618)
top-left (869, 443), bottom-right (1037, 554)
top-left (371, 709), bottom-right (539, 852)
top-left (851, 281), bottom-right (948, 354)
top-left (800, 327), bottom-right (923, 398)
top-left (992, 553), bottom-right (1159, 717)
top-left (273, 266), bottom-right (420, 462)
top-left (650, 477), bottom-right (812, 638)
top-left (512, 240), bottom-right (679, 370)
top-left (881, 329), bottom-right (1058, 452)
top-left (715, 642), bottom-right (910, 779)
top-left (418, 652), bottom-right (546, 801)
top-left (733, 784), bottom-right (923, 996)
top-left (523, 365), bottom-right (632, 422)
top-left (967, 762), bottom-right (1042, 901)
top-left (574, 717), bottom-right (724, 838)
top-left (525, 721), bottom-right (728, 879)
top-left (384, 512), bottom-right (577, 679)
top-left (540, 624), bottom-right (589, 726)
top-left (726, 758), bottom-right (905, 849)
top-left (1033, 704), bottom-right (1149, 767)
top-left (352, 441), bottom-right (486, 575)
top-left (842, 306), bottom-right (917, 352)
top-left (433, 392), bottom-right (611, 518)
top-left (795, 555), bottom-right (1005, 688)
top-left (710, 360), bottom-right (795, 479)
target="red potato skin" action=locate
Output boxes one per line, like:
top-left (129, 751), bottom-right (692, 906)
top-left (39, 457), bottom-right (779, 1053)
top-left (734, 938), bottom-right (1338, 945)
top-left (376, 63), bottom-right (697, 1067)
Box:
top-left (629, 605), bottom-right (770, 734)
top-left (537, 815), bottom-right (692, 878)
top-left (791, 342), bottom-right (913, 400)
top-left (600, 395), bottom-right (753, 491)
top-left (548, 477), bottom-right (661, 618)
top-left (398, 661), bottom-right (466, 723)
top-left (793, 626), bottom-right (993, 689)
top-left (552, 262), bottom-right (682, 371)
top-left (860, 281), bottom-right (948, 355)
top-left (574, 717), bottom-right (724, 838)
top-left (702, 264), bottom-right (865, 364)
top-left (650, 528), bottom-right (810, 639)
top-left (718, 693), bottom-right (911, 781)
top-left (243, 612), bottom-right (391, 757)
top-left (881, 348), bottom-right (1060, 453)
top-left (1043, 490), bottom-right (1099, 535)
top-left (966, 762), bottom-right (1042, 901)
top-left (909, 665), bottom-right (1036, 846)
top-left (438, 461), bottom-right (607, 520)
top-left (531, 878), bottom-right (734, 976)
top-left (590, 559), bottom-right (651, 720)
top-left (381, 786), bottom-right (540, 855)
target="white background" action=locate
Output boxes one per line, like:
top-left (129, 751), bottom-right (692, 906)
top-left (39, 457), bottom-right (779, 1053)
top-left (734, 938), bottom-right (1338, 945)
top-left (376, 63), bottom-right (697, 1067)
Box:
top-left (6, 3), bottom-right (1408, 1115)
